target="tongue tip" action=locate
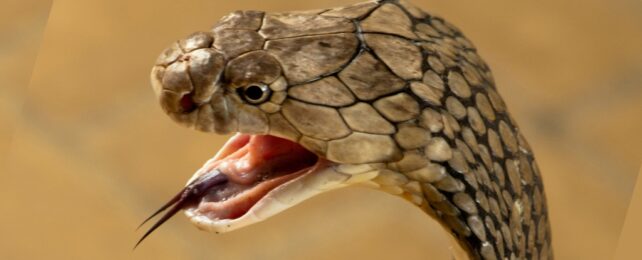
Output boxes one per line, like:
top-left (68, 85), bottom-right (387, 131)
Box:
top-left (135, 171), bottom-right (229, 248)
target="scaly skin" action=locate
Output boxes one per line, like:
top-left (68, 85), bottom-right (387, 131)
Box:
top-left (148, 1), bottom-right (552, 259)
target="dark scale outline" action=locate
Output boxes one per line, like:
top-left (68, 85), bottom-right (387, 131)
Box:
top-left (374, 1), bottom-right (549, 259)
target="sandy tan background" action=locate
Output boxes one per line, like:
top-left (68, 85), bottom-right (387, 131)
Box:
top-left (614, 166), bottom-right (642, 260)
top-left (1, 0), bottom-right (641, 259)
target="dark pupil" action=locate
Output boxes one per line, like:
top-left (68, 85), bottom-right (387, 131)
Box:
top-left (245, 85), bottom-right (264, 100)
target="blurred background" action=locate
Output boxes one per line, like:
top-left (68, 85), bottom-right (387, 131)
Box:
top-left (1, 0), bottom-right (641, 259)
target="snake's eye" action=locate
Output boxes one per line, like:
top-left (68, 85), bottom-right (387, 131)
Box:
top-left (240, 83), bottom-right (271, 104)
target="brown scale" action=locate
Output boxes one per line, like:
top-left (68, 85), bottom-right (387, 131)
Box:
top-left (148, 0), bottom-right (552, 259)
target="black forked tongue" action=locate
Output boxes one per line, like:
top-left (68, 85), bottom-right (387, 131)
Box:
top-left (134, 170), bottom-right (228, 249)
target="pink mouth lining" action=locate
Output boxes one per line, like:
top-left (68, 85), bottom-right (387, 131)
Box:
top-left (193, 134), bottom-right (319, 219)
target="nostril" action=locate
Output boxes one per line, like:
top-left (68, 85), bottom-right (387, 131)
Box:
top-left (180, 93), bottom-right (197, 113)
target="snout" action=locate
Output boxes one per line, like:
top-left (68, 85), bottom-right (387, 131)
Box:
top-left (150, 32), bottom-right (238, 133)
top-left (151, 32), bottom-right (226, 115)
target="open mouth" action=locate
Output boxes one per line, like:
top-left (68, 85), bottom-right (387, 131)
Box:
top-left (188, 134), bottom-right (321, 219)
top-left (135, 134), bottom-right (326, 247)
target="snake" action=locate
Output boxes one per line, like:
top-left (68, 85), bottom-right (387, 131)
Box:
top-left (138, 0), bottom-right (553, 259)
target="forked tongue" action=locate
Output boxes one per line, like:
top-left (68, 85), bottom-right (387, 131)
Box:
top-left (134, 135), bottom-right (317, 248)
top-left (134, 171), bottom-right (228, 248)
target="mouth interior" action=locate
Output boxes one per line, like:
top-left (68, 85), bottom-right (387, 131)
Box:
top-left (136, 134), bottom-right (319, 247)
top-left (194, 134), bottom-right (319, 220)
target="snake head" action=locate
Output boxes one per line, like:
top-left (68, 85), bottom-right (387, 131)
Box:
top-left (151, 26), bottom-right (284, 135)
top-left (142, 0), bottom-right (447, 247)
top-left (144, 7), bottom-right (392, 244)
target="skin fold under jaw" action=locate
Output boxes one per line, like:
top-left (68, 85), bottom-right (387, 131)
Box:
top-left (139, 1), bottom-right (553, 259)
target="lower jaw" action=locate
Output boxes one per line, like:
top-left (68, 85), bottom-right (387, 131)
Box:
top-left (184, 160), bottom-right (342, 233)
top-left (189, 165), bottom-right (313, 220)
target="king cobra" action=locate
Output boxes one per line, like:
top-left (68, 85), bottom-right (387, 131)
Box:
top-left (138, 1), bottom-right (553, 259)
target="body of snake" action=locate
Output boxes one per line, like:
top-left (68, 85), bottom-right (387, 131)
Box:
top-left (140, 1), bottom-right (553, 259)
